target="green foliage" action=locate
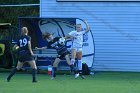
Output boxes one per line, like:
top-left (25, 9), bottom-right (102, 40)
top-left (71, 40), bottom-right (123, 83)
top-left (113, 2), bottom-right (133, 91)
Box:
top-left (0, 6), bottom-right (39, 26)
top-left (0, 0), bottom-right (39, 28)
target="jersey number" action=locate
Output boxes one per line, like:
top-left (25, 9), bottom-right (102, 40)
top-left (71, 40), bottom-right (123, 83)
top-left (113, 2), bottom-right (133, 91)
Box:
top-left (19, 38), bottom-right (28, 47)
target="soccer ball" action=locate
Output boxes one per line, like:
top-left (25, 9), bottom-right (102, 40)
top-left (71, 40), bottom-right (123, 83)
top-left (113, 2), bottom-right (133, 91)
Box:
top-left (59, 37), bottom-right (65, 45)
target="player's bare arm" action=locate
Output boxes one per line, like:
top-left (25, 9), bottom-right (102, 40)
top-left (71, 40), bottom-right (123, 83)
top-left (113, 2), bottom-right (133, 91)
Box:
top-left (84, 20), bottom-right (90, 32)
top-left (28, 41), bottom-right (34, 56)
top-left (65, 35), bottom-right (77, 39)
top-left (13, 44), bottom-right (19, 50)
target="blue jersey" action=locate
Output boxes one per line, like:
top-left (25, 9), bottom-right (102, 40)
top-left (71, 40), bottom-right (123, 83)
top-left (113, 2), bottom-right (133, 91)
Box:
top-left (47, 37), bottom-right (68, 55)
top-left (18, 35), bottom-right (31, 54)
top-left (17, 35), bottom-right (34, 62)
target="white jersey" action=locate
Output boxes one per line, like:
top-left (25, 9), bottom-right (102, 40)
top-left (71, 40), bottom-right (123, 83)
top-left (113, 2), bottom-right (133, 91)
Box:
top-left (68, 30), bottom-right (86, 48)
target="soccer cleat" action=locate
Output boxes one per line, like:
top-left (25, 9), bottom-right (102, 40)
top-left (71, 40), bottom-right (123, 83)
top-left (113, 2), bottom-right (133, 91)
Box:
top-left (80, 75), bottom-right (85, 79)
top-left (51, 73), bottom-right (56, 80)
top-left (51, 77), bottom-right (55, 80)
top-left (75, 73), bottom-right (80, 79)
top-left (6, 78), bottom-right (10, 82)
top-left (6, 77), bottom-right (11, 82)
top-left (32, 80), bottom-right (37, 83)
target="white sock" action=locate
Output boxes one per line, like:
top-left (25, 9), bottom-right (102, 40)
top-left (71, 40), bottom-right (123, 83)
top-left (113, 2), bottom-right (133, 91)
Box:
top-left (71, 59), bottom-right (75, 65)
top-left (78, 60), bottom-right (82, 71)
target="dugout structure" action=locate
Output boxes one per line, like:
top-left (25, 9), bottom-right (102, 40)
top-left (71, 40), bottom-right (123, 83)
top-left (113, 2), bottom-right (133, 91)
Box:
top-left (0, 23), bottom-right (18, 68)
top-left (19, 17), bottom-right (95, 70)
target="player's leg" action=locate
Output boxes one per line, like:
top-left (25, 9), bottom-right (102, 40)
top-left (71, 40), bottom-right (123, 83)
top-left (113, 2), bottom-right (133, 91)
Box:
top-left (65, 54), bottom-right (75, 74)
top-left (77, 51), bottom-right (82, 73)
top-left (28, 60), bottom-right (37, 82)
top-left (6, 61), bottom-right (24, 82)
top-left (52, 58), bottom-right (60, 79)
top-left (77, 51), bottom-right (85, 79)
top-left (71, 48), bottom-right (76, 66)
top-left (74, 51), bottom-right (81, 79)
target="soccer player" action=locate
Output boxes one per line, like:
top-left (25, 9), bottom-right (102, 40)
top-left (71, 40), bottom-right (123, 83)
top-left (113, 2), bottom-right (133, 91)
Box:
top-left (36, 32), bottom-right (74, 79)
top-left (6, 27), bottom-right (37, 83)
top-left (66, 20), bottom-right (90, 79)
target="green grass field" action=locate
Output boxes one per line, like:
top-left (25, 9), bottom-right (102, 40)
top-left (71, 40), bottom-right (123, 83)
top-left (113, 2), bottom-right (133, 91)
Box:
top-left (0, 72), bottom-right (140, 93)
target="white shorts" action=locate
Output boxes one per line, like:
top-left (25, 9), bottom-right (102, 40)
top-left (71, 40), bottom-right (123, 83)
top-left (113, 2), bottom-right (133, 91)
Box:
top-left (72, 47), bottom-right (82, 52)
top-left (71, 42), bottom-right (83, 52)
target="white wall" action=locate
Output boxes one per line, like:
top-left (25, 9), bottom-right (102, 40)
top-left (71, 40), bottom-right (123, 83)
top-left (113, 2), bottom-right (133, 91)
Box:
top-left (40, 0), bottom-right (140, 72)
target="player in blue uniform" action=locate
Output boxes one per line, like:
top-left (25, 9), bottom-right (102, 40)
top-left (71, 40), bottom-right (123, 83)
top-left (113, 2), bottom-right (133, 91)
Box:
top-left (6, 27), bottom-right (37, 82)
top-left (36, 32), bottom-right (74, 79)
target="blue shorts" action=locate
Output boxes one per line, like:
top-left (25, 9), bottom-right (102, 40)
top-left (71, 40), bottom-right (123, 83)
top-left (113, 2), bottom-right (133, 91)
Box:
top-left (57, 51), bottom-right (70, 59)
top-left (18, 50), bottom-right (34, 62)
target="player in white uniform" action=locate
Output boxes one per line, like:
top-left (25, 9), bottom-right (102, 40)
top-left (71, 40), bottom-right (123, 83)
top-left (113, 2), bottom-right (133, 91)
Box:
top-left (67, 20), bottom-right (90, 79)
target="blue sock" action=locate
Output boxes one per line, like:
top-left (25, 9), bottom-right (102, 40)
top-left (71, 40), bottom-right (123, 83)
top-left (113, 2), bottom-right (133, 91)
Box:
top-left (78, 60), bottom-right (82, 71)
top-left (52, 67), bottom-right (57, 77)
top-left (32, 69), bottom-right (37, 82)
top-left (7, 68), bottom-right (17, 81)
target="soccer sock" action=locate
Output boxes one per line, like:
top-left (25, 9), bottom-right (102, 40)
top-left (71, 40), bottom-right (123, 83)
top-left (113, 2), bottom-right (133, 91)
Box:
top-left (78, 60), bottom-right (82, 75)
top-left (70, 64), bottom-right (74, 73)
top-left (32, 69), bottom-right (37, 82)
top-left (7, 68), bottom-right (17, 81)
top-left (52, 67), bottom-right (57, 77)
top-left (70, 59), bottom-right (75, 65)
